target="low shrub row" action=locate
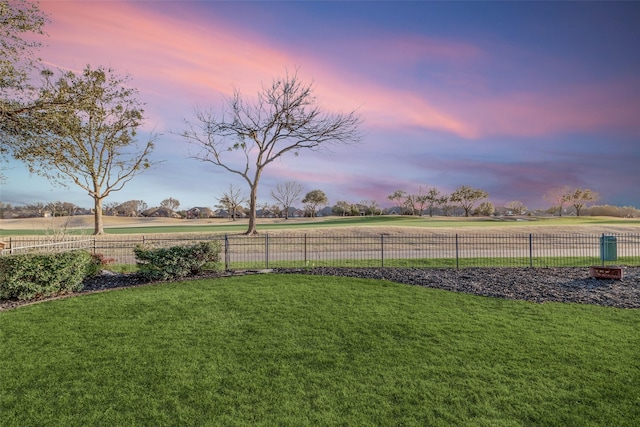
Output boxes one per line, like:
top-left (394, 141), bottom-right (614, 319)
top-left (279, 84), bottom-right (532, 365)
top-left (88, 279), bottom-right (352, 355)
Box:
top-left (0, 242), bottom-right (222, 301)
top-left (134, 241), bottom-right (221, 281)
top-left (0, 251), bottom-right (96, 300)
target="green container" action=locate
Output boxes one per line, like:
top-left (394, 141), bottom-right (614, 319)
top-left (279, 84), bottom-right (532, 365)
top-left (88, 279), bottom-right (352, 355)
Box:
top-left (600, 235), bottom-right (617, 262)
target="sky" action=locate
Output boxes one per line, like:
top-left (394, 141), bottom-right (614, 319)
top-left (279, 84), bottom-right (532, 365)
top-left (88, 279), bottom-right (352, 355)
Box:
top-left (2, 0), bottom-right (640, 212)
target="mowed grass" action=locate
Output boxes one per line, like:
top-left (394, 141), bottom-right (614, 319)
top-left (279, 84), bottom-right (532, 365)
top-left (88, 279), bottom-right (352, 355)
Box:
top-left (3, 215), bottom-right (640, 236)
top-left (2, 275), bottom-right (639, 426)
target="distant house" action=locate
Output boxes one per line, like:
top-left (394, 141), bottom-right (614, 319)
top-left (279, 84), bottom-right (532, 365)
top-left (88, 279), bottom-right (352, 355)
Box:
top-left (285, 207), bottom-right (304, 218)
top-left (187, 207), bottom-right (215, 219)
top-left (141, 207), bottom-right (182, 218)
top-left (383, 207), bottom-right (404, 215)
top-left (214, 209), bottom-right (246, 219)
top-left (316, 206), bottom-right (334, 217)
top-left (256, 209), bottom-right (275, 218)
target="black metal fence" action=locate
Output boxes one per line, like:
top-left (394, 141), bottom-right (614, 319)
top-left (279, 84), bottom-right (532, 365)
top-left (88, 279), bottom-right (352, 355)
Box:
top-left (3, 233), bottom-right (639, 269)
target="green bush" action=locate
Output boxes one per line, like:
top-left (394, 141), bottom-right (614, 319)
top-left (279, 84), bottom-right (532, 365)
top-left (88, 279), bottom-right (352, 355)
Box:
top-left (86, 253), bottom-right (116, 277)
top-left (134, 241), bottom-right (221, 281)
top-left (0, 250), bottom-right (93, 300)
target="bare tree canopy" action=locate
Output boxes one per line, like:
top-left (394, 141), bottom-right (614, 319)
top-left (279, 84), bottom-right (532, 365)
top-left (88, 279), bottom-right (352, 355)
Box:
top-left (387, 190), bottom-right (407, 214)
top-left (567, 188), bottom-right (599, 217)
top-left (505, 200), bottom-right (527, 215)
top-left (181, 69), bottom-right (363, 234)
top-left (450, 185), bottom-right (489, 217)
top-left (217, 184), bottom-right (247, 221)
top-left (10, 65), bottom-right (158, 234)
top-left (271, 180), bottom-right (304, 220)
top-left (160, 197), bottom-right (180, 211)
top-left (543, 185), bottom-right (573, 217)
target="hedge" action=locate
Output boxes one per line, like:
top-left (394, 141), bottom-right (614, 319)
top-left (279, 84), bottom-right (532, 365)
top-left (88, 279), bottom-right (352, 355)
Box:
top-left (134, 241), bottom-right (221, 281)
top-left (0, 250), bottom-right (95, 300)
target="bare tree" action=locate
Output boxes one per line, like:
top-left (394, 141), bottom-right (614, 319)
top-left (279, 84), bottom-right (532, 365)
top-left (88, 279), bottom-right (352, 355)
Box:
top-left (505, 200), bottom-right (527, 215)
top-left (9, 66), bottom-right (158, 234)
top-left (334, 200), bottom-right (352, 216)
top-left (160, 197), bottom-right (180, 211)
top-left (544, 186), bottom-right (572, 217)
top-left (567, 188), bottom-right (599, 216)
top-left (450, 185), bottom-right (489, 217)
top-left (104, 201), bottom-right (119, 216)
top-left (425, 187), bottom-right (443, 217)
top-left (46, 201), bottom-right (76, 217)
top-left (413, 185), bottom-right (430, 216)
top-left (361, 199), bottom-right (379, 216)
top-left (387, 190), bottom-right (407, 214)
top-left (217, 184), bottom-right (246, 221)
top-left (271, 180), bottom-right (304, 220)
top-left (269, 203), bottom-right (282, 218)
top-left (302, 189), bottom-right (328, 217)
top-left (118, 200), bottom-right (147, 217)
top-left (181, 69), bottom-right (362, 234)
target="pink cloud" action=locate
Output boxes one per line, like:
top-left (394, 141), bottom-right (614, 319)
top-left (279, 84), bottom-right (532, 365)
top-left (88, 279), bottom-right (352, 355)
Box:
top-left (38, 1), bottom-right (479, 139)
top-left (459, 79), bottom-right (640, 138)
top-left (37, 1), bottom-right (640, 144)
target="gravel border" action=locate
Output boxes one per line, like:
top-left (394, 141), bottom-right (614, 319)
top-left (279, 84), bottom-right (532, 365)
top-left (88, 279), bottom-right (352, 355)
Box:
top-left (1, 267), bottom-right (639, 311)
top-left (274, 267), bottom-right (640, 309)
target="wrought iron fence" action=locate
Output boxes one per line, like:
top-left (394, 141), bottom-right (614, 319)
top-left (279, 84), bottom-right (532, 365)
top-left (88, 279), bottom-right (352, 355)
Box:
top-left (2, 233), bottom-right (639, 269)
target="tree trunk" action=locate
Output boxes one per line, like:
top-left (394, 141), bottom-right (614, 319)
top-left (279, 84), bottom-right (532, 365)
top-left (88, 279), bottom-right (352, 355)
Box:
top-left (93, 197), bottom-right (104, 235)
top-left (245, 183), bottom-right (259, 235)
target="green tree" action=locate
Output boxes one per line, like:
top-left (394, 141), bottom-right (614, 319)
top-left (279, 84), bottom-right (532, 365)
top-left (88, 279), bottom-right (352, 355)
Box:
top-left (474, 201), bottom-right (495, 216)
top-left (450, 185), bottom-right (489, 217)
top-left (302, 189), bottom-right (328, 217)
top-left (1, 0), bottom-right (48, 156)
top-left (10, 66), bottom-right (158, 234)
top-left (181, 69), bottom-right (362, 234)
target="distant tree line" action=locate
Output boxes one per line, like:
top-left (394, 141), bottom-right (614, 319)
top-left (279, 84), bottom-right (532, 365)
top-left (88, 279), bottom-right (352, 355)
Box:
top-left (0, 180), bottom-right (624, 221)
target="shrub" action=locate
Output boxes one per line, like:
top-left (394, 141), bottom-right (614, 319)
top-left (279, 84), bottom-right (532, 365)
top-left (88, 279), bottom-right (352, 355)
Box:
top-left (0, 250), bottom-right (93, 300)
top-left (134, 241), bottom-right (221, 281)
top-left (87, 253), bottom-right (116, 277)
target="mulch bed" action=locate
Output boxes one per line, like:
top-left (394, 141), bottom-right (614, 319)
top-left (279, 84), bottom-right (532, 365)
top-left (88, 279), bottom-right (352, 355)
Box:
top-left (2, 267), bottom-right (639, 311)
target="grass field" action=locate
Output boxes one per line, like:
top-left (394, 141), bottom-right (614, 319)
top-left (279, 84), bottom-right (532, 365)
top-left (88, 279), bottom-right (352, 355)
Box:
top-left (1, 274), bottom-right (639, 426)
top-left (2, 214), bottom-right (640, 236)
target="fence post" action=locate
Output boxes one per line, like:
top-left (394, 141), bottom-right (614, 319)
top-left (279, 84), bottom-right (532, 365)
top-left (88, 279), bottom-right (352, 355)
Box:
top-left (381, 234), bottom-right (385, 267)
top-left (304, 234), bottom-right (307, 265)
top-left (529, 234), bottom-right (533, 268)
top-left (224, 234), bottom-right (230, 271)
top-left (265, 234), bottom-right (269, 269)
top-left (455, 234), bottom-right (459, 269)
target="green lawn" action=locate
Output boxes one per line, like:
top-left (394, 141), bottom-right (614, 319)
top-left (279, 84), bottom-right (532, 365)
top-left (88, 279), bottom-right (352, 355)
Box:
top-left (1, 275), bottom-right (639, 426)
top-left (3, 215), bottom-right (640, 236)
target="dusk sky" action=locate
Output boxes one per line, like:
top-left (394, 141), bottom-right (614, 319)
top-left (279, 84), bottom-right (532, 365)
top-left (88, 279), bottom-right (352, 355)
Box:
top-left (2, 0), bottom-right (640, 211)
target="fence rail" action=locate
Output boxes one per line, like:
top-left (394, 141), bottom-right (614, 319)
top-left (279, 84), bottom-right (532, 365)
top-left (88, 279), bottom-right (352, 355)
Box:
top-left (2, 233), bottom-right (639, 269)
top-left (0, 239), bottom-right (95, 256)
